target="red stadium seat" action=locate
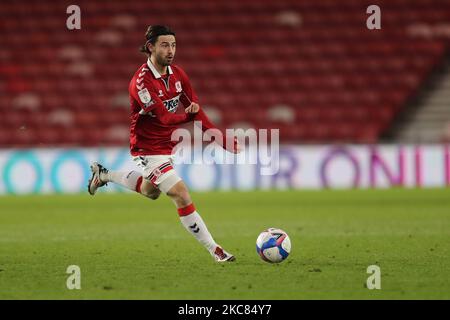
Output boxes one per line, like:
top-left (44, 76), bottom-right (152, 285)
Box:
top-left (0, 0), bottom-right (448, 147)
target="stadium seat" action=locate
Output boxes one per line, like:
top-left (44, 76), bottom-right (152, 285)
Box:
top-left (0, 0), bottom-right (448, 146)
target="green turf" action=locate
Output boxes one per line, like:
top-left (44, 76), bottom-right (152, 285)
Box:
top-left (0, 188), bottom-right (449, 299)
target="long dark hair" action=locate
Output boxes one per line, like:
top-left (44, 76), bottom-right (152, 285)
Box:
top-left (139, 25), bottom-right (176, 55)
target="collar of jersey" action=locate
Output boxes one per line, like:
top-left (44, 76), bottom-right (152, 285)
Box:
top-left (147, 58), bottom-right (173, 79)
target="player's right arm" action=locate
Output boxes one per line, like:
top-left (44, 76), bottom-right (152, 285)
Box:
top-left (151, 97), bottom-right (195, 125)
top-left (130, 77), bottom-right (195, 125)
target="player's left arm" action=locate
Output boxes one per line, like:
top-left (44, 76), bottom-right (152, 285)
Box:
top-left (178, 67), bottom-right (240, 153)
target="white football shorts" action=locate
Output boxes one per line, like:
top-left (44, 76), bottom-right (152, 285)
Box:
top-left (132, 155), bottom-right (181, 194)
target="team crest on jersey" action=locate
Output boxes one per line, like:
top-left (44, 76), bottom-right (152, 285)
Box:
top-left (158, 90), bottom-right (164, 97)
top-left (175, 81), bottom-right (182, 93)
top-left (138, 88), bottom-right (152, 104)
top-left (152, 168), bottom-right (162, 178)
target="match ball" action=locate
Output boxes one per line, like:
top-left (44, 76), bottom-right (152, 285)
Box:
top-left (256, 228), bottom-right (291, 263)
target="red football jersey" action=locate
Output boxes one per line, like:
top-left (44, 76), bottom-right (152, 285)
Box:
top-left (128, 59), bottom-right (199, 156)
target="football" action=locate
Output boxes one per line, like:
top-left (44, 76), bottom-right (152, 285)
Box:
top-left (256, 228), bottom-right (291, 263)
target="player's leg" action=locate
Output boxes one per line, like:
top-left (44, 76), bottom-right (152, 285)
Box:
top-left (89, 158), bottom-right (234, 262)
top-left (165, 180), bottom-right (235, 262)
top-left (88, 162), bottom-right (161, 200)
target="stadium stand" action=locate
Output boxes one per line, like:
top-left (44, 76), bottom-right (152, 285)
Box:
top-left (0, 0), bottom-right (449, 147)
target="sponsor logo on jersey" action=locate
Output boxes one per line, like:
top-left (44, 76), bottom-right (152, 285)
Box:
top-left (162, 94), bottom-right (181, 113)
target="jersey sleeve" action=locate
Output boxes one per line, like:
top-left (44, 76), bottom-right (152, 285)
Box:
top-left (177, 67), bottom-right (238, 153)
top-left (130, 76), bottom-right (191, 125)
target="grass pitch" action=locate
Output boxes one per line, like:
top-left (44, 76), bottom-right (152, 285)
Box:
top-left (0, 188), bottom-right (449, 299)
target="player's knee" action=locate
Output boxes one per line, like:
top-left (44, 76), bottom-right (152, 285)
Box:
top-left (141, 188), bottom-right (160, 200)
top-left (167, 182), bottom-right (191, 207)
top-left (175, 190), bottom-right (191, 206)
top-left (148, 190), bottom-right (161, 200)
top-left (168, 190), bottom-right (190, 206)
top-left (140, 181), bottom-right (160, 200)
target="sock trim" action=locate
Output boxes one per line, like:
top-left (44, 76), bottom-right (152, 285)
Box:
top-left (178, 203), bottom-right (196, 216)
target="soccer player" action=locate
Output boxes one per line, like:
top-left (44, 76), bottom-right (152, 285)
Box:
top-left (88, 25), bottom-right (238, 262)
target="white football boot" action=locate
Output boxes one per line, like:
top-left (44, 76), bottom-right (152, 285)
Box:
top-left (213, 246), bottom-right (236, 262)
top-left (87, 162), bottom-right (108, 195)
